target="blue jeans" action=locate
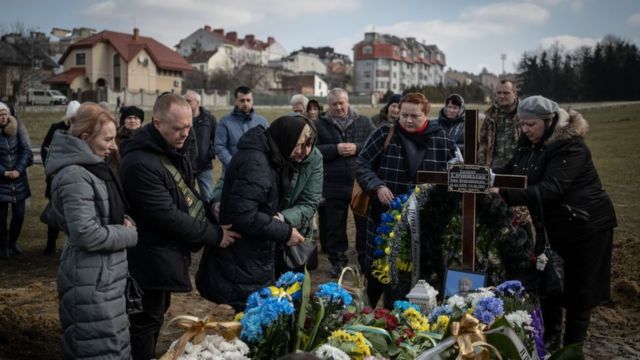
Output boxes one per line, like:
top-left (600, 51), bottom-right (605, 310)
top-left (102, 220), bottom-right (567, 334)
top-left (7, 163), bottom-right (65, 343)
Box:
top-left (195, 169), bottom-right (214, 203)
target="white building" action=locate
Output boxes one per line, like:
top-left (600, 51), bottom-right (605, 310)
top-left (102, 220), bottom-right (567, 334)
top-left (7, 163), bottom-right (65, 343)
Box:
top-left (177, 26), bottom-right (287, 69)
top-left (352, 32), bottom-right (446, 94)
top-left (271, 52), bottom-right (327, 75)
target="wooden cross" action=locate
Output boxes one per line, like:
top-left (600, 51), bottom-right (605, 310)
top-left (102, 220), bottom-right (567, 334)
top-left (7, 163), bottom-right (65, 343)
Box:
top-left (417, 109), bottom-right (527, 271)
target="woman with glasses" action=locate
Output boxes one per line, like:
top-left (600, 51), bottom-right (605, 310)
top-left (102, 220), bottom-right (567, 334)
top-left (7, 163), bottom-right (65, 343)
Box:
top-left (355, 92), bottom-right (456, 307)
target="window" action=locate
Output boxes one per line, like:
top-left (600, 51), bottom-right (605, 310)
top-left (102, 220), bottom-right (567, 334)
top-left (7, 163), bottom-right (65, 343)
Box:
top-left (363, 71), bottom-right (371, 78)
top-left (363, 45), bottom-right (373, 54)
top-left (364, 82), bottom-right (370, 89)
top-left (76, 53), bottom-right (86, 65)
top-left (113, 55), bottom-right (121, 90)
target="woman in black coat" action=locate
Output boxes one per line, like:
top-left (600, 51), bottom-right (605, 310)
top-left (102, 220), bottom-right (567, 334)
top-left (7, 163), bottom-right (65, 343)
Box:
top-left (492, 95), bottom-right (616, 353)
top-left (197, 116), bottom-right (307, 311)
top-left (0, 102), bottom-right (32, 259)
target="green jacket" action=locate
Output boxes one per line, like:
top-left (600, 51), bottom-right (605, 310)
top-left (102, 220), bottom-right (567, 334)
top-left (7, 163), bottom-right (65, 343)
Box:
top-left (212, 147), bottom-right (323, 237)
top-left (281, 147), bottom-right (323, 235)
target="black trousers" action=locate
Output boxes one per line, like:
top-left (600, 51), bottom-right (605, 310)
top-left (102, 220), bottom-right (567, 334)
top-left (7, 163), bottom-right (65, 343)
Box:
top-left (0, 200), bottom-right (26, 248)
top-left (542, 297), bottom-right (591, 354)
top-left (129, 290), bottom-right (171, 360)
top-left (323, 198), bottom-right (350, 267)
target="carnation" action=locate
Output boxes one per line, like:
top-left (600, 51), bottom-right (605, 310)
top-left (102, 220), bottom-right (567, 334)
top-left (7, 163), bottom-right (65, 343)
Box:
top-left (466, 290), bottom-right (495, 308)
top-left (314, 344), bottom-right (350, 360)
top-left (446, 295), bottom-right (466, 310)
top-left (505, 310), bottom-right (533, 330)
top-left (473, 297), bottom-right (504, 325)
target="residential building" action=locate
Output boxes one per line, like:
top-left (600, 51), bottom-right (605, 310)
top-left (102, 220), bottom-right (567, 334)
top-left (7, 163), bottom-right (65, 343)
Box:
top-left (44, 28), bottom-right (191, 95)
top-left (270, 52), bottom-right (327, 75)
top-left (186, 45), bottom-right (236, 74)
top-left (176, 26), bottom-right (287, 69)
top-left (50, 27), bottom-right (97, 55)
top-left (0, 32), bottom-right (58, 102)
top-left (279, 73), bottom-right (329, 97)
top-left (352, 32), bottom-right (446, 94)
top-left (290, 46), bottom-right (352, 89)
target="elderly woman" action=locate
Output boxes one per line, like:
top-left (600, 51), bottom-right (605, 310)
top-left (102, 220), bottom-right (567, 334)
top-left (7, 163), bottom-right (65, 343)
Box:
top-left (356, 92), bottom-right (456, 307)
top-left (492, 95), bottom-right (616, 352)
top-left (436, 93), bottom-right (465, 152)
top-left (45, 102), bottom-right (138, 359)
top-left (0, 102), bottom-right (32, 259)
top-left (197, 115), bottom-right (308, 311)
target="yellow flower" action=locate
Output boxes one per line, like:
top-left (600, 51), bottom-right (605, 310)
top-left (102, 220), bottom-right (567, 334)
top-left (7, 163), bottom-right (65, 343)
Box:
top-left (431, 315), bottom-right (450, 332)
top-left (384, 247), bottom-right (391, 255)
top-left (353, 332), bottom-right (372, 358)
top-left (234, 312), bottom-right (244, 321)
top-left (329, 330), bottom-right (371, 360)
top-left (403, 308), bottom-right (430, 332)
top-left (414, 186), bottom-right (420, 193)
top-left (395, 214), bottom-right (402, 221)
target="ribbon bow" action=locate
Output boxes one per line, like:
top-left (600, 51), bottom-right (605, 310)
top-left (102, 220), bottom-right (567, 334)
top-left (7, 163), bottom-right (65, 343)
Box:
top-left (269, 281), bottom-right (302, 299)
top-left (451, 313), bottom-right (502, 360)
top-left (167, 315), bottom-right (242, 360)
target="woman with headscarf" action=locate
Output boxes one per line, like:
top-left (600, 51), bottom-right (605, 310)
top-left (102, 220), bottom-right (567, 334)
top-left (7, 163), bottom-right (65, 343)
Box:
top-left (196, 115), bottom-right (308, 311)
top-left (116, 105), bottom-right (144, 144)
top-left (0, 102), bottom-right (32, 259)
top-left (371, 93), bottom-right (402, 128)
top-left (45, 102), bottom-right (137, 359)
top-left (491, 95), bottom-right (616, 353)
top-left (436, 94), bottom-right (465, 153)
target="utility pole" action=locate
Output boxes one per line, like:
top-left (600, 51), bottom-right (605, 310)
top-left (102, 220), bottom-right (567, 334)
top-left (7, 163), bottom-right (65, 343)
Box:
top-left (501, 53), bottom-right (507, 75)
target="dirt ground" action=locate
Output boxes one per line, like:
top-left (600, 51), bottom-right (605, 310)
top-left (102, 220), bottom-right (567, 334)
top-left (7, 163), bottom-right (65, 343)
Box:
top-left (0, 228), bottom-right (639, 360)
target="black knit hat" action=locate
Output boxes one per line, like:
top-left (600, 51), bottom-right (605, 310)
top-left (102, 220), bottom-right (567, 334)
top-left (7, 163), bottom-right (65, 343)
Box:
top-left (119, 106), bottom-right (145, 126)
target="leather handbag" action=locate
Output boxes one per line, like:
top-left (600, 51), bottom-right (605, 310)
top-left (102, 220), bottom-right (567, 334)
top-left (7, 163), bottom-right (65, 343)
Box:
top-left (125, 274), bottom-right (144, 314)
top-left (534, 187), bottom-right (565, 298)
top-left (350, 126), bottom-right (395, 217)
top-left (284, 239), bottom-right (318, 270)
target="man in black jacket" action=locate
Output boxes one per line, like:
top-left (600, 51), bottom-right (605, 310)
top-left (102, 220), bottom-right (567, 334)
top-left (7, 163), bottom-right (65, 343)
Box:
top-left (316, 88), bottom-right (375, 277)
top-left (184, 90), bottom-right (217, 202)
top-left (119, 93), bottom-right (239, 360)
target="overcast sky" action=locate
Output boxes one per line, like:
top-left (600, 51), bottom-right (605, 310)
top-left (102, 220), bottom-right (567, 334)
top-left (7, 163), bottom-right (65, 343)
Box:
top-left (2, 0), bottom-right (639, 74)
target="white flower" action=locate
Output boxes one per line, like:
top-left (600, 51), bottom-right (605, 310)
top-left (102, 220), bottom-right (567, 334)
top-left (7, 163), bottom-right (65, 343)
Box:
top-left (446, 295), bottom-right (467, 310)
top-left (315, 344), bottom-right (351, 360)
top-left (505, 310), bottom-right (533, 330)
top-left (467, 290), bottom-right (495, 308)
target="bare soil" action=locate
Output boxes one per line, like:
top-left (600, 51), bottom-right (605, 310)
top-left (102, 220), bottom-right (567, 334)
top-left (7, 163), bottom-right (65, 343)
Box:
top-left (0, 229), bottom-right (638, 359)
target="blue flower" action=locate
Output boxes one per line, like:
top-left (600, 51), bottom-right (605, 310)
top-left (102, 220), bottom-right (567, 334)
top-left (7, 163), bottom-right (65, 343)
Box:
top-left (373, 249), bottom-right (385, 258)
top-left (428, 304), bottom-right (452, 323)
top-left (400, 194), bottom-right (409, 203)
top-left (473, 297), bottom-right (504, 325)
top-left (316, 282), bottom-right (353, 307)
top-left (276, 271), bottom-right (304, 288)
top-left (381, 212), bottom-right (394, 223)
top-left (246, 287), bottom-right (273, 311)
top-left (394, 300), bottom-right (420, 313)
top-left (240, 296), bottom-right (295, 343)
top-left (374, 236), bottom-right (385, 246)
top-left (496, 280), bottom-right (525, 297)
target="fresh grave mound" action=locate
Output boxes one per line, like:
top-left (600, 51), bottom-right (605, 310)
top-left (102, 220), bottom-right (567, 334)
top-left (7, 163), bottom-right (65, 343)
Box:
top-left (0, 282), bottom-right (60, 360)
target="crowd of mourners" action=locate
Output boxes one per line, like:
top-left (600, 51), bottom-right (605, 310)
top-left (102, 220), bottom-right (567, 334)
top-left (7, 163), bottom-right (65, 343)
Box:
top-left (0, 80), bottom-right (616, 359)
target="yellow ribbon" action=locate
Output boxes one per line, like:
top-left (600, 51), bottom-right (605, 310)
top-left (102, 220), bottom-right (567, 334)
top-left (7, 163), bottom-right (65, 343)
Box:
top-left (166, 315), bottom-right (242, 360)
top-left (451, 313), bottom-right (502, 360)
top-left (268, 282), bottom-right (302, 299)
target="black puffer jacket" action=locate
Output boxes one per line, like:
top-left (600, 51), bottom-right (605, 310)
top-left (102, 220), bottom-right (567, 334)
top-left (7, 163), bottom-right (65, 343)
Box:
top-left (119, 124), bottom-right (223, 292)
top-left (316, 109), bottom-right (375, 200)
top-left (497, 109), bottom-right (617, 308)
top-left (192, 107), bottom-right (217, 173)
top-left (196, 126), bottom-right (292, 309)
top-left (0, 115), bottom-right (32, 203)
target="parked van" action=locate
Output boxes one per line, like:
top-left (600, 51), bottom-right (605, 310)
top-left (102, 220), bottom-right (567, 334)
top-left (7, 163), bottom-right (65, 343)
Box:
top-left (19, 89), bottom-right (68, 105)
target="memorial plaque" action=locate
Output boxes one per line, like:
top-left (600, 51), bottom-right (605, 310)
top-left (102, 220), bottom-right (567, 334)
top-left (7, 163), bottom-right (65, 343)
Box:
top-left (447, 164), bottom-right (491, 194)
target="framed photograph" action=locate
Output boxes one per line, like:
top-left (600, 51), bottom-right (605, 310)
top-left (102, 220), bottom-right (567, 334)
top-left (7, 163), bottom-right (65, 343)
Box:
top-left (443, 269), bottom-right (487, 298)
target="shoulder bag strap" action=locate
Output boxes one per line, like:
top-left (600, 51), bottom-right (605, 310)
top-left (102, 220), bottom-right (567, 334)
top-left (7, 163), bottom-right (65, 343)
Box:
top-left (382, 125), bottom-right (395, 153)
top-left (533, 186), bottom-right (550, 249)
top-left (157, 155), bottom-right (206, 221)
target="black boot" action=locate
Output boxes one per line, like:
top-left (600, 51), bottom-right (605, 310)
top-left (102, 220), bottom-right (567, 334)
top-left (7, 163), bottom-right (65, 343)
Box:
top-left (542, 300), bottom-right (563, 353)
top-left (8, 240), bottom-right (22, 256)
top-left (43, 226), bottom-right (58, 256)
top-left (564, 308), bottom-right (591, 348)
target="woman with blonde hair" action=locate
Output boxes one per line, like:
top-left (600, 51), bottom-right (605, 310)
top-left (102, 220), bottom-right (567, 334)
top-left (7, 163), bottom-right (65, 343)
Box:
top-left (45, 102), bottom-right (138, 359)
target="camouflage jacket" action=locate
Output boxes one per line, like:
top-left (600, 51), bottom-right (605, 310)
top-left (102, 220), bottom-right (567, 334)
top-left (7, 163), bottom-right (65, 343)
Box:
top-left (477, 100), bottom-right (521, 167)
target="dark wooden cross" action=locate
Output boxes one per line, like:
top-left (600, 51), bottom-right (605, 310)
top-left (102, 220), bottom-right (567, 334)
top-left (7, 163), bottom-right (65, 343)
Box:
top-left (417, 109), bottom-right (527, 271)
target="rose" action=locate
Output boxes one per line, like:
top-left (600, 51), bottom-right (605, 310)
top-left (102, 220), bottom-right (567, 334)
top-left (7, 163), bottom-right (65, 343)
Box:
top-left (384, 314), bottom-right (398, 330)
top-left (374, 308), bottom-right (390, 319)
top-left (343, 312), bottom-right (357, 323)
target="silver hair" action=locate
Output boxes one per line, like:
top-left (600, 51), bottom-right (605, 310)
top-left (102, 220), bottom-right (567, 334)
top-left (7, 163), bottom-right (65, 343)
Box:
top-left (184, 89), bottom-right (201, 103)
top-left (290, 94), bottom-right (309, 109)
top-left (327, 88), bottom-right (348, 102)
